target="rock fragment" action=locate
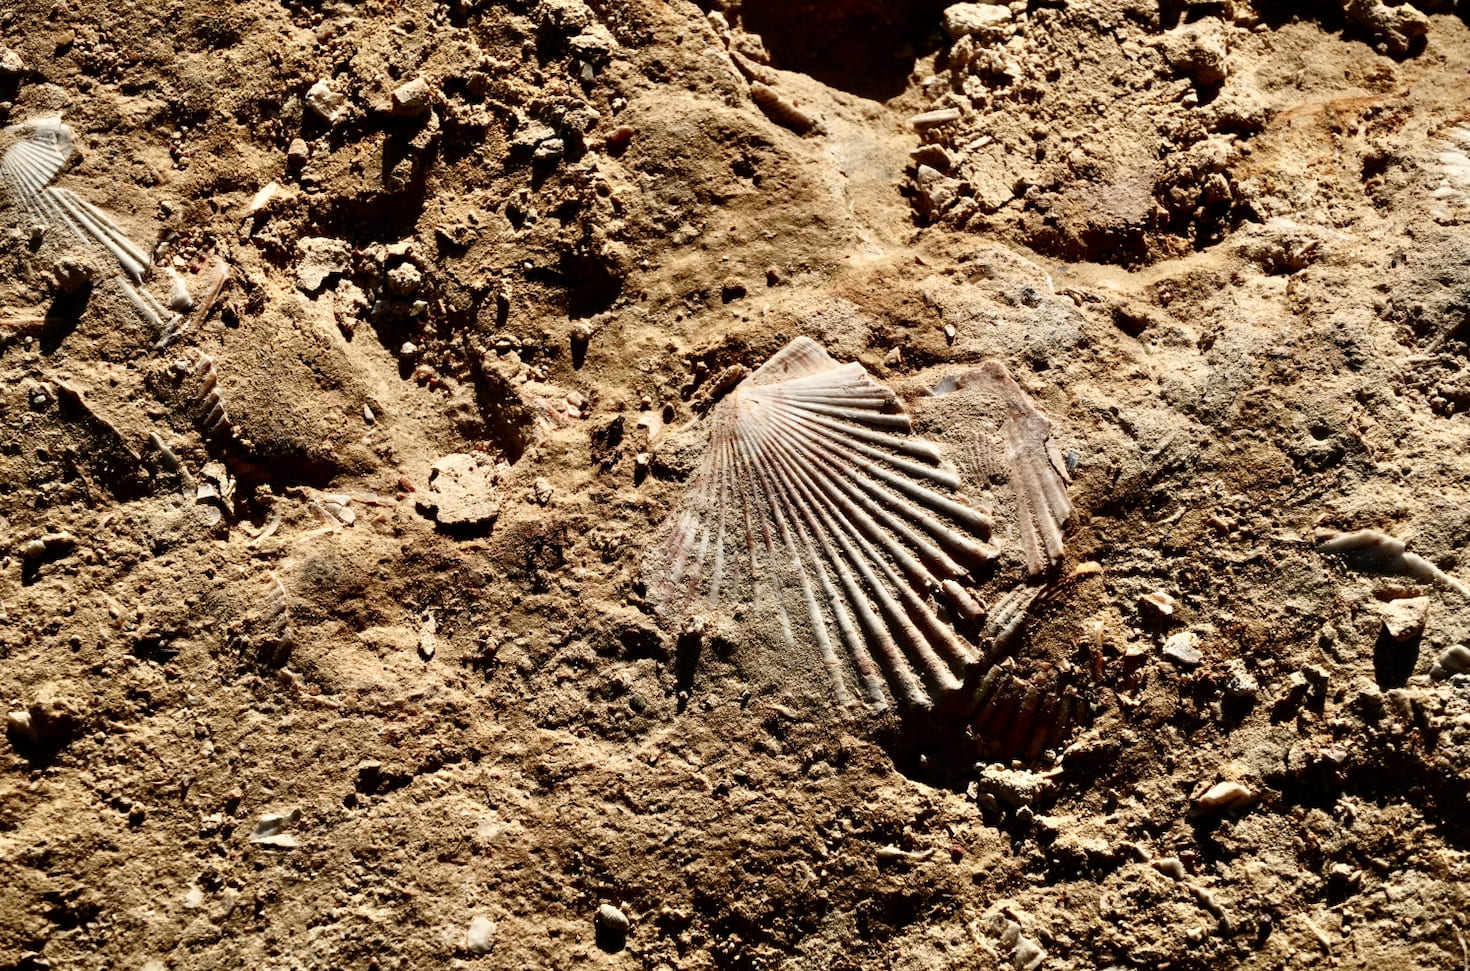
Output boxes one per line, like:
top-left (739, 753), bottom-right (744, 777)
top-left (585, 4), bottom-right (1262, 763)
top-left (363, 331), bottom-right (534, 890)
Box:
top-left (942, 3), bottom-right (1012, 40)
top-left (1430, 644), bottom-right (1470, 679)
top-left (305, 80), bottom-right (348, 124)
top-left (596, 904), bottom-right (630, 933)
top-left (465, 915), bottom-right (497, 953)
top-left (424, 452), bottom-right (502, 527)
top-left (1379, 596), bottom-right (1429, 642)
top-left (1161, 21), bottom-right (1229, 84)
top-left (49, 257), bottom-right (96, 295)
top-left (296, 237), bottom-right (352, 293)
top-left (1194, 781), bottom-right (1255, 814)
top-left (1162, 631), bottom-right (1202, 669)
top-left (390, 77), bottom-right (432, 117)
top-left (0, 47), bottom-right (24, 76)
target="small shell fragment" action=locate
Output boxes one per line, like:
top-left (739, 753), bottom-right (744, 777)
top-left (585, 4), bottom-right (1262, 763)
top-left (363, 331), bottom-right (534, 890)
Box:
top-left (1195, 781), bottom-right (1255, 813)
top-left (910, 108), bottom-right (962, 130)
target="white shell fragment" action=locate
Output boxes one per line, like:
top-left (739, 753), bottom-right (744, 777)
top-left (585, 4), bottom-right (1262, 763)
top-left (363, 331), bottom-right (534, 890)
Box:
top-left (305, 80), bottom-right (348, 124)
top-left (1379, 596), bottom-right (1430, 642)
top-left (646, 337), bottom-right (997, 712)
top-left (1, 118), bottom-right (170, 331)
top-left (1317, 529), bottom-right (1470, 598)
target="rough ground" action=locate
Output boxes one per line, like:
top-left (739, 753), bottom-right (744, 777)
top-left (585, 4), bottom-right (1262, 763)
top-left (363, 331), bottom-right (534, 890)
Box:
top-left (3, 0), bottom-right (1470, 968)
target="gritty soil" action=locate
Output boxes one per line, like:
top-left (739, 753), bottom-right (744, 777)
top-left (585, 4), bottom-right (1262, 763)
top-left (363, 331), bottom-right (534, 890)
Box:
top-left (3, 0), bottom-right (1470, 969)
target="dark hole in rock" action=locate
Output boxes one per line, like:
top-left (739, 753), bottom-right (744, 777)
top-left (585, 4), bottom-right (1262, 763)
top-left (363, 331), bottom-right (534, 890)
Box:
top-left (730, 0), bottom-right (953, 101)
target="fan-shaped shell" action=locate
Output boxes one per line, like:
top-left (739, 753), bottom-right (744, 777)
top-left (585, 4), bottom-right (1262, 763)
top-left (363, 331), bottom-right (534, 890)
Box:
top-left (646, 337), bottom-right (999, 712)
top-left (2, 117), bottom-right (168, 330)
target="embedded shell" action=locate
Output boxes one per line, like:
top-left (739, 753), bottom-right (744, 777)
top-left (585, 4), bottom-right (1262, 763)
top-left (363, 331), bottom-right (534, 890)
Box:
top-left (646, 337), bottom-right (1083, 728)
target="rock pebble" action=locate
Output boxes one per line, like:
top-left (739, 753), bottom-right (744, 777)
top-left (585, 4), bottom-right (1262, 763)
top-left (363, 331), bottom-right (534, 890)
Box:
top-left (296, 237), bottom-right (352, 293)
top-left (424, 452), bottom-right (502, 526)
top-left (1379, 596), bottom-right (1429, 641)
top-left (305, 80), bottom-right (347, 124)
top-left (391, 77), bottom-right (432, 117)
top-left (0, 47), bottom-right (24, 76)
top-left (465, 915), bottom-right (497, 953)
top-left (1162, 631), bottom-right (1202, 669)
top-left (596, 903), bottom-right (630, 933)
top-left (942, 3), bottom-right (1011, 40)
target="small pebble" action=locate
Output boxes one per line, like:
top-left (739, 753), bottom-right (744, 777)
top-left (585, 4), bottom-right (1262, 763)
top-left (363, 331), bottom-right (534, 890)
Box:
top-left (1195, 780), bottom-right (1254, 813)
top-left (390, 76), bottom-right (432, 117)
top-left (1379, 596), bottom-right (1429, 641)
top-left (399, 341), bottom-right (418, 358)
top-left (1162, 631), bottom-right (1202, 669)
top-left (305, 80), bottom-right (347, 124)
top-left (465, 915), bottom-right (497, 953)
top-left (286, 138), bottom-right (310, 167)
top-left (0, 47), bottom-right (24, 77)
top-left (1140, 591), bottom-right (1177, 619)
top-left (596, 903), bottom-right (630, 934)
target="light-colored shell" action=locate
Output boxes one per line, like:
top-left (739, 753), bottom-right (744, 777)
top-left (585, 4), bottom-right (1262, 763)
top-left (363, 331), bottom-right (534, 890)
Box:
top-left (748, 82), bottom-right (816, 135)
top-left (2, 118), bottom-right (169, 330)
top-left (646, 337), bottom-right (996, 711)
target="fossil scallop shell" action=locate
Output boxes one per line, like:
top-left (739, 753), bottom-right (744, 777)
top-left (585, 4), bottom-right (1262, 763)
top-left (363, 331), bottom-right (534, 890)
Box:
top-left (2, 117), bottom-right (169, 329)
top-left (646, 337), bottom-right (1000, 712)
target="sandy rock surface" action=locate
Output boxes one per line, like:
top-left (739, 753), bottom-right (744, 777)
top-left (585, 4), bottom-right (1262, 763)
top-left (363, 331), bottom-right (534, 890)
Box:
top-left (3, 0), bottom-right (1470, 968)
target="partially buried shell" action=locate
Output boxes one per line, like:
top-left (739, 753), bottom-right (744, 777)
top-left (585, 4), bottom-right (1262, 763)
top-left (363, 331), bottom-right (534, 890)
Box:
top-left (646, 337), bottom-right (1000, 713)
top-left (1, 118), bottom-right (171, 332)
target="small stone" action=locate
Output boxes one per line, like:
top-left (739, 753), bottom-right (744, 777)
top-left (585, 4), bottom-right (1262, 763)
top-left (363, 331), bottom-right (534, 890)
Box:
top-left (296, 236), bottom-right (352, 293)
top-left (976, 765), bottom-right (1055, 809)
top-left (49, 257), bottom-right (97, 295)
top-left (390, 77), bottom-right (432, 117)
top-left (533, 477), bottom-right (553, 505)
top-left (305, 80), bottom-right (348, 124)
top-left (569, 321), bottom-right (593, 343)
top-left (425, 452), bottom-right (501, 526)
top-left (1379, 596), bottom-right (1429, 642)
top-left (721, 277), bottom-right (747, 302)
top-left (399, 341), bottom-right (418, 358)
top-left (1161, 22), bottom-right (1229, 85)
top-left (596, 903), bottom-right (630, 934)
top-left (1140, 591), bottom-right (1177, 619)
top-left (1222, 659), bottom-right (1259, 698)
top-left (566, 390), bottom-right (588, 412)
top-left (1162, 631), bottom-right (1202, 669)
top-left (465, 915), bottom-right (497, 954)
top-left (286, 138), bottom-right (310, 167)
top-left (1195, 780), bottom-right (1254, 813)
top-left (533, 138), bottom-right (565, 162)
top-left (1152, 857), bottom-right (1187, 880)
top-left (0, 47), bottom-right (24, 77)
top-left (363, 403), bottom-right (375, 424)
top-left (184, 887), bottom-right (206, 910)
top-left (246, 181), bottom-right (284, 217)
top-left (941, 2), bottom-right (1011, 40)
top-left (386, 262), bottom-right (423, 296)
top-left (884, 347), bottom-right (903, 366)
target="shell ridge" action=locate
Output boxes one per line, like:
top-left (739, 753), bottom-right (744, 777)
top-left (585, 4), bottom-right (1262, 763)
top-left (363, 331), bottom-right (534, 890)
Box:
top-left (755, 419), bottom-right (960, 699)
top-left (744, 412), bottom-right (930, 706)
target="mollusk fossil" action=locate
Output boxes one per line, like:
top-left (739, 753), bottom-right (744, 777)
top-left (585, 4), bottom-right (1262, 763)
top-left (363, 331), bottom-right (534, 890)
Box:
top-left (647, 337), bottom-right (1007, 713)
top-left (931, 363), bottom-right (1073, 576)
top-left (1, 118), bottom-right (172, 331)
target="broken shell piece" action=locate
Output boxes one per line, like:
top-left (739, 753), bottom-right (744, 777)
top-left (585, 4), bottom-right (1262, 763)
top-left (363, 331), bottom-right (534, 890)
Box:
top-left (930, 362), bottom-right (1072, 575)
top-left (246, 181), bottom-right (283, 217)
top-left (3, 118), bottom-right (169, 331)
top-left (248, 808), bottom-right (301, 848)
top-left (644, 337), bottom-right (997, 712)
top-left (1378, 596), bottom-right (1429, 642)
top-left (305, 80), bottom-right (348, 124)
top-left (1140, 591), bottom-right (1177, 619)
top-left (1194, 780), bottom-right (1255, 814)
top-left (1430, 643), bottom-right (1470, 679)
top-left (166, 268), bottom-right (194, 312)
top-left (1318, 529), bottom-right (1470, 599)
top-left (910, 108), bottom-right (962, 130)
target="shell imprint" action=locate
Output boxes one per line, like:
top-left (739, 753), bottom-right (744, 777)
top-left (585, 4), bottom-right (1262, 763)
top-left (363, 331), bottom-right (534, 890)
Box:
top-left (1, 118), bottom-right (171, 330)
top-left (933, 362), bottom-right (1073, 576)
top-left (646, 337), bottom-right (1000, 712)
